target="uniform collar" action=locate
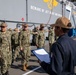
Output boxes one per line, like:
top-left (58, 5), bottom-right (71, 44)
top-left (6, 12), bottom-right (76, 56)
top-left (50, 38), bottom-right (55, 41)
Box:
top-left (58, 33), bottom-right (69, 40)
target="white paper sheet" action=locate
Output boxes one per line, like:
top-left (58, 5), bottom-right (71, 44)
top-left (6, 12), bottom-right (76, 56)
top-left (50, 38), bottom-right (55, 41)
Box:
top-left (32, 49), bottom-right (50, 63)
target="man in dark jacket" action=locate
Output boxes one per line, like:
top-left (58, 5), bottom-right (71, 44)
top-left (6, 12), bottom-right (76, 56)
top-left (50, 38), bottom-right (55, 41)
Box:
top-left (39, 17), bottom-right (76, 75)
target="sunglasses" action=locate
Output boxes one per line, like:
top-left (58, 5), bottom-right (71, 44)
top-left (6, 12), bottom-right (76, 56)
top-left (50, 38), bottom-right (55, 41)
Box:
top-left (55, 26), bottom-right (60, 29)
top-left (1, 26), bottom-right (6, 28)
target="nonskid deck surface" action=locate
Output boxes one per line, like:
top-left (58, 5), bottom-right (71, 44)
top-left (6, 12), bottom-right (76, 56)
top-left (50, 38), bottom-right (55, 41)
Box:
top-left (0, 39), bottom-right (76, 75)
top-left (0, 41), bottom-right (49, 75)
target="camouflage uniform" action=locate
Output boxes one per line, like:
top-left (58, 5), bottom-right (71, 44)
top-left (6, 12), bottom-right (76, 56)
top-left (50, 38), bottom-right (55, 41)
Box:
top-left (32, 26), bottom-right (39, 46)
top-left (19, 23), bottom-right (37, 71)
top-left (7, 28), bottom-right (12, 32)
top-left (19, 23), bottom-right (38, 71)
top-left (36, 24), bottom-right (46, 48)
top-left (0, 23), bottom-right (12, 75)
top-left (11, 28), bottom-right (19, 61)
top-left (19, 29), bottom-right (31, 65)
top-left (48, 27), bottom-right (55, 50)
top-left (7, 28), bottom-right (13, 35)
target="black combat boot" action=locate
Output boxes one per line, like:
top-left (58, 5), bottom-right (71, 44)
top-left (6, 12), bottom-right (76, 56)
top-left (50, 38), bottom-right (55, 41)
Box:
top-left (2, 71), bottom-right (9, 75)
top-left (2, 72), bottom-right (6, 75)
top-left (12, 59), bottom-right (14, 64)
top-left (6, 71), bottom-right (9, 75)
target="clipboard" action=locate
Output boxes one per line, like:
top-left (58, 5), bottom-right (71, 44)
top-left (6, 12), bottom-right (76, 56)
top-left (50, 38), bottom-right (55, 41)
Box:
top-left (31, 48), bottom-right (50, 63)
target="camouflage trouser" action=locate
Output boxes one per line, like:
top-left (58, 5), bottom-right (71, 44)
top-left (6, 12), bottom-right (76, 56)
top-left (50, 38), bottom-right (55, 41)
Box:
top-left (20, 46), bottom-right (31, 65)
top-left (37, 42), bottom-right (45, 49)
top-left (12, 45), bottom-right (19, 58)
top-left (13, 46), bottom-right (20, 60)
top-left (37, 46), bottom-right (44, 49)
top-left (1, 50), bottom-right (12, 74)
top-left (49, 43), bottom-right (52, 51)
top-left (32, 35), bottom-right (37, 45)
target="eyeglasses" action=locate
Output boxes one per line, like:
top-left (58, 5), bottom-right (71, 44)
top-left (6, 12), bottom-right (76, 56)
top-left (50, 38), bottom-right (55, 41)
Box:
top-left (24, 26), bottom-right (27, 27)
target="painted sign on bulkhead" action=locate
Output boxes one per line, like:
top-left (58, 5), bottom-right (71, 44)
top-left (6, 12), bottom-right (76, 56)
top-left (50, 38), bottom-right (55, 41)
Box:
top-left (28, 0), bottom-right (63, 24)
top-left (43, 0), bottom-right (58, 10)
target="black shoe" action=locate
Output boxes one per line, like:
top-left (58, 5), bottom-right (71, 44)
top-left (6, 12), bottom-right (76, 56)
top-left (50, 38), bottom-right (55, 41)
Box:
top-left (6, 71), bottom-right (9, 75)
top-left (2, 72), bottom-right (8, 75)
top-left (12, 59), bottom-right (14, 64)
top-left (2, 73), bottom-right (6, 75)
top-left (2, 71), bottom-right (9, 75)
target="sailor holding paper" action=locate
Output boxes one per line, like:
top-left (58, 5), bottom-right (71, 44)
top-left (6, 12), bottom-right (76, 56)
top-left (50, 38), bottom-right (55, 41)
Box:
top-left (39, 17), bottom-right (76, 75)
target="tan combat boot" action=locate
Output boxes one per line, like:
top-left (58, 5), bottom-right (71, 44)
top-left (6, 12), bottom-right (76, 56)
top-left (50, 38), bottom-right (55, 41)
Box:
top-left (22, 65), bottom-right (27, 71)
top-left (25, 63), bottom-right (29, 68)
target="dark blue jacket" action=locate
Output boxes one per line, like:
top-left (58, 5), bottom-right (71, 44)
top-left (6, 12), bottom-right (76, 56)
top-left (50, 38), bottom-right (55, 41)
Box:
top-left (40, 33), bottom-right (76, 75)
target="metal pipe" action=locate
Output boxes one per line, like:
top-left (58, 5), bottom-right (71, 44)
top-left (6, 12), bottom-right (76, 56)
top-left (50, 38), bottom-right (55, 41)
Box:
top-left (62, 0), bottom-right (64, 16)
top-left (0, 19), bottom-right (51, 25)
top-left (26, 0), bottom-right (28, 22)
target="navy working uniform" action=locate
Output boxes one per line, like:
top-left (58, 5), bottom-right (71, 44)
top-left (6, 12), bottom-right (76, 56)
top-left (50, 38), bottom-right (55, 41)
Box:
top-left (40, 33), bottom-right (76, 75)
top-left (39, 16), bottom-right (76, 75)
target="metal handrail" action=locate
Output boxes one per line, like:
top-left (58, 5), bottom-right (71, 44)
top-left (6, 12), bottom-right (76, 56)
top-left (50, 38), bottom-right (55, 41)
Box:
top-left (0, 19), bottom-right (51, 28)
top-left (0, 19), bottom-right (51, 25)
